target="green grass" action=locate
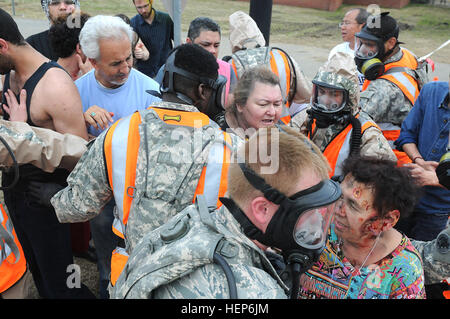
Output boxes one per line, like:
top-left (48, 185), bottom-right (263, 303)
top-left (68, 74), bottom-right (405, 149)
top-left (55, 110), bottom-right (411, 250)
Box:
top-left (1, 0), bottom-right (449, 62)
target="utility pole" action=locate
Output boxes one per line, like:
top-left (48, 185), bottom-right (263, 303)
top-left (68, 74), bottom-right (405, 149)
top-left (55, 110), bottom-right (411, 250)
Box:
top-left (249, 0), bottom-right (273, 45)
top-left (11, 0), bottom-right (16, 15)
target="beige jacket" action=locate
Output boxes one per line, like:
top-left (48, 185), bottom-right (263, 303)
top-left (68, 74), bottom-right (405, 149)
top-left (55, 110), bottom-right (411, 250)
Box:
top-left (0, 119), bottom-right (87, 172)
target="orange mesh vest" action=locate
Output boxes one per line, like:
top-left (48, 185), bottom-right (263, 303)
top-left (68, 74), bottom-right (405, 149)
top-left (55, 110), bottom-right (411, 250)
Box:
top-left (362, 48), bottom-right (420, 166)
top-left (309, 115), bottom-right (380, 177)
top-left (0, 204), bottom-right (26, 293)
top-left (104, 107), bottom-right (234, 285)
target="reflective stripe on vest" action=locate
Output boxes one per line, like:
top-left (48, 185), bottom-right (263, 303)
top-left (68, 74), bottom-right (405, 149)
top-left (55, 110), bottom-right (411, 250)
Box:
top-left (104, 112), bottom-right (142, 239)
top-left (193, 131), bottom-right (232, 208)
top-left (0, 204), bottom-right (26, 293)
top-left (378, 123), bottom-right (401, 149)
top-left (362, 48), bottom-right (419, 105)
top-left (270, 49), bottom-right (292, 124)
top-left (311, 117), bottom-right (379, 177)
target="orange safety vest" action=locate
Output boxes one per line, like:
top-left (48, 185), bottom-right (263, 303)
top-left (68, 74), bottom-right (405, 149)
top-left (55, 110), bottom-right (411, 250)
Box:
top-left (362, 48), bottom-right (420, 166)
top-left (0, 204), bottom-right (26, 294)
top-left (231, 48), bottom-right (293, 125)
top-left (105, 107), bottom-right (233, 286)
top-left (362, 48), bottom-right (419, 105)
top-left (309, 116), bottom-right (380, 178)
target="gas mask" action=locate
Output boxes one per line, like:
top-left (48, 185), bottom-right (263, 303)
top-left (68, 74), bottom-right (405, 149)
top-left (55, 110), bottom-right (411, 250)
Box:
top-left (220, 161), bottom-right (342, 298)
top-left (437, 134), bottom-right (450, 190)
top-left (307, 82), bottom-right (350, 128)
top-left (354, 20), bottom-right (399, 81)
top-left (160, 48), bottom-right (227, 119)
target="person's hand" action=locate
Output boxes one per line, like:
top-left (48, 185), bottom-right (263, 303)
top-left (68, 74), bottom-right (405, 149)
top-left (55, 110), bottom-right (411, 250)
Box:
top-left (27, 181), bottom-right (64, 207)
top-left (413, 157), bottom-right (439, 172)
top-left (404, 162), bottom-right (441, 187)
top-left (84, 105), bottom-right (114, 131)
top-left (2, 89), bottom-right (28, 122)
top-left (76, 53), bottom-right (93, 76)
top-left (134, 42), bottom-right (149, 61)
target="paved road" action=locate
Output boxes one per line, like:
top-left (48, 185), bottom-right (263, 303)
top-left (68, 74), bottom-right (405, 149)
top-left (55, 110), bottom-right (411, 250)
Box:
top-left (12, 17), bottom-right (450, 81)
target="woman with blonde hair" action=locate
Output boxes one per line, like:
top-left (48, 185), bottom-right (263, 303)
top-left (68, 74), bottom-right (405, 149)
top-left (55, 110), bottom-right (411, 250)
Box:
top-left (216, 66), bottom-right (285, 139)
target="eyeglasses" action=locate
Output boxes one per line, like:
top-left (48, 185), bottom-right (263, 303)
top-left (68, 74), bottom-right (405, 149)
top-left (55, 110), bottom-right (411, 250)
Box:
top-left (338, 21), bottom-right (359, 28)
top-left (135, 3), bottom-right (150, 10)
top-left (49, 0), bottom-right (76, 6)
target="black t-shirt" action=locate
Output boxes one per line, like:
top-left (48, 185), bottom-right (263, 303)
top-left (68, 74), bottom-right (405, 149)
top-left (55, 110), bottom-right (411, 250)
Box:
top-left (26, 29), bottom-right (58, 61)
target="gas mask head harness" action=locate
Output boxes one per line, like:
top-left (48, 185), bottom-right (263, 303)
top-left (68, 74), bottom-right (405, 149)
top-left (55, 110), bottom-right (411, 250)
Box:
top-left (307, 79), bottom-right (350, 129)
top-left (159, 47), bottom-right (227, 117)
top-left (220, 149), bottom-right (342, 297)
top-left (354, 12), bottom-right (400, 81)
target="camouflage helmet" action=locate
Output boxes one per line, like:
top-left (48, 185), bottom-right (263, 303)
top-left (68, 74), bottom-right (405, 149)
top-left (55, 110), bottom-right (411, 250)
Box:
top-left (312, 51), bottom-right (360, 115)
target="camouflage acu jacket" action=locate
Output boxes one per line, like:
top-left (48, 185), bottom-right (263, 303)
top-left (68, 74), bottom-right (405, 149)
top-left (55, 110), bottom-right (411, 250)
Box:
top-left (51, 101), bottom-right (242, 252)
top-left (111, 198), bottom-right (288, 299)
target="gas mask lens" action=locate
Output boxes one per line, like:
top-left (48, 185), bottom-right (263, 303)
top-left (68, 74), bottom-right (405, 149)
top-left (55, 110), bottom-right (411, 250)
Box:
top-left (293, 201), bottom-right (338, 249)
top-left (313, 86), bottom-right (346, 113)
top-left (355, 37), bottom-right (379, 59)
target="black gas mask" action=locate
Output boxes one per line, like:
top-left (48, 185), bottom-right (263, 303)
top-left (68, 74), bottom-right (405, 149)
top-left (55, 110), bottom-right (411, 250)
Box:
top-left (307, 81), bottom-right (350, 129)
top-left (437, 134), bottom-right (450, 190)
top-left (220, 161), bottom-right (342, 298)
top-left (160, 48), bottom-right (227, 120)
top-left (354, 12), bottom-right (400, 81)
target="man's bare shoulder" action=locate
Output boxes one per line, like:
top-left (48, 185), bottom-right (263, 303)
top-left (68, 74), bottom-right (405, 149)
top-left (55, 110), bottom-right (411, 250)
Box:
top-left (30, 66), bottom-right (87, 138)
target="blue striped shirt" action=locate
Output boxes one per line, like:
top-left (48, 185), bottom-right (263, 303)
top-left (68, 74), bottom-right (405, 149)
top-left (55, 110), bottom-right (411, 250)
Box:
top-left (131, 10), bottom-right (173, 78)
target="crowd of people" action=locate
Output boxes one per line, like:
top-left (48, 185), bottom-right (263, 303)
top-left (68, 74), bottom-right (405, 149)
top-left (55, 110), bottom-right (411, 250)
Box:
top-left (0, 0), bottom-right (448, 300)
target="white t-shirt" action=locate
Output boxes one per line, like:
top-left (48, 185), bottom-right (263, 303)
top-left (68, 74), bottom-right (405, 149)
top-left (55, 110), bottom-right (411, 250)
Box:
top-left (328, 42), bottom-right (365, 91)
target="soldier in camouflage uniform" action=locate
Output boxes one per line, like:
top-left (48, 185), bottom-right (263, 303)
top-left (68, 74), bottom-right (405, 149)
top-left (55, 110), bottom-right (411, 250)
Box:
top-left (293, 51), bottom-right (396, 179)
top-left (112, 126), bottom-right (343, 298)
top-left (226, 11), bottom-right (312, 124)
top-left (355, 12), bottom-right (428, 165)
top-left (51, 43), bottom-right (241, 289)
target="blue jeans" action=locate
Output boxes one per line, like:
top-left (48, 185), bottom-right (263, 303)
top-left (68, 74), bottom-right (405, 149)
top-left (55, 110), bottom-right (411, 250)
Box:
top-left (396, 212), bottom-right (448, 241)
top-left (89, 199), bottom-right (118, 299)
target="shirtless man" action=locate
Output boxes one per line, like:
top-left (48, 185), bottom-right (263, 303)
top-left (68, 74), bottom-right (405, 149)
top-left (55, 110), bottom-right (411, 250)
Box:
top-left (0, 9), bottom-right (93, 299)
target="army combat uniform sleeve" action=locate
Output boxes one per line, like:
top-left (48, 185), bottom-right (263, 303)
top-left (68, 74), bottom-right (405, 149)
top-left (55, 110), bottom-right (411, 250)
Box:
top-left (51, 132), bottom-right (113, 223)
top-left (0, 119), bottom-right (87, 172)
top-left (360, 126), bottom-right (397, 161)
top-left (360, 80), bottom-right (412, 125)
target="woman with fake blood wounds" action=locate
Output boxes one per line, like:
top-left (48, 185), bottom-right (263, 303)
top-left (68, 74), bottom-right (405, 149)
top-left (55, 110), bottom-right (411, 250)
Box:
top-left (215, 66), bottom-right (284, 139)
top-left (298, 156), bottom-right (426, 299)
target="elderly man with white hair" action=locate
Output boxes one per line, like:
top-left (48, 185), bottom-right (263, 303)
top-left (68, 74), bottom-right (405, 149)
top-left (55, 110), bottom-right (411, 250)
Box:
top-left (74, 14), bottom-right (160, 298)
